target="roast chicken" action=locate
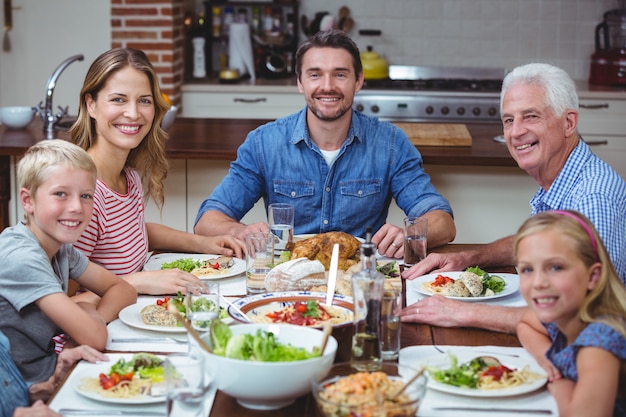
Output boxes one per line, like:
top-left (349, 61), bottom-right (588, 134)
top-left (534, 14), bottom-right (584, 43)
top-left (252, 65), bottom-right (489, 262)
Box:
top-left (286, 231), bottom-right (361, 271)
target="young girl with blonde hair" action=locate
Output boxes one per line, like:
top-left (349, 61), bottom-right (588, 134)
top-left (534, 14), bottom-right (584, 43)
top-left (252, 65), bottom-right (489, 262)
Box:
top-left (515, 210), bottom-right (625, 417)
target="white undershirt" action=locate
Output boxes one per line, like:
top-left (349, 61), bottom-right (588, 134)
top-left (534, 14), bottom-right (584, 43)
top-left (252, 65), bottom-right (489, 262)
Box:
top-left (320, 148), bottom-right (340, 166)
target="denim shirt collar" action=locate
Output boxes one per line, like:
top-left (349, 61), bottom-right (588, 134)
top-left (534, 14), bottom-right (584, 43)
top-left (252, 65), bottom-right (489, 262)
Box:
top-left (290, 107), bottom-right (362, 151)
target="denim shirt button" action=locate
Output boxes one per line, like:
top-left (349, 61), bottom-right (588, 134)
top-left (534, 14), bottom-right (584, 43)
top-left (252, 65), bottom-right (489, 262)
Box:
top-left (325, 187), bottom-right (330, 192)
top-left (323, 219), bottom-right (329, 225)
top-left (358, 190), bottom-right (363, 196)
top-left (290, 191), bottom-right (296, 197)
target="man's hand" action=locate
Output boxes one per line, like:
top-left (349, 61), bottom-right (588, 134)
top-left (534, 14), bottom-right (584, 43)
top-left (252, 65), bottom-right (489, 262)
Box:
top-left (372, 223), bottom-right (405, 259)
top-left (399, 295), bottom-right (467, 327)
top-left (401, 252), bottom-right (468, 279)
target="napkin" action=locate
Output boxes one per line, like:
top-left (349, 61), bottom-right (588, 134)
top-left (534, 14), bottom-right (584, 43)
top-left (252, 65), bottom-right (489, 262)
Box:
top-left (399, 345), bottom-right (558, 416)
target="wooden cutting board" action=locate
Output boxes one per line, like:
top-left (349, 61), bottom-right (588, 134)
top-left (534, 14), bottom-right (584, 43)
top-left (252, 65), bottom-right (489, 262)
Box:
top-left (394, 123), bottom-right (472, 147)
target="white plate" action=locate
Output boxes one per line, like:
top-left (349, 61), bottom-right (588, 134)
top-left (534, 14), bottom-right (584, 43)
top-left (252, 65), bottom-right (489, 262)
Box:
top-left (143, 253), bottom-right (245, 279)
top-left (71, 356), bottom-right (166, 404)
top-left (400, 349), bottom-right (547, 397)
top-left (407, 272), bottom-right (519, 302)
top-left (118, 298), bottom-right (185, 333)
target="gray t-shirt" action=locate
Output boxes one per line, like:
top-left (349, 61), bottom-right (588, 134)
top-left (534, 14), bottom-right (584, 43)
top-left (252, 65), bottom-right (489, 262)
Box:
top-left (0, 222), bottom-right (89, 383)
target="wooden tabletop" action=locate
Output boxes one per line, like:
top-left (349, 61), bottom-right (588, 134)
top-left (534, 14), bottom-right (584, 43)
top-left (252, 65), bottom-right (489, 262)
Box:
top-left (207, 243), bottom-right (520, 417)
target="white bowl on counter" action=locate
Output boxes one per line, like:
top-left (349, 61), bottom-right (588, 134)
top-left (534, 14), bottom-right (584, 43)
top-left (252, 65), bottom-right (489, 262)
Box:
top-left (0, 106), bottom-right (36, 129)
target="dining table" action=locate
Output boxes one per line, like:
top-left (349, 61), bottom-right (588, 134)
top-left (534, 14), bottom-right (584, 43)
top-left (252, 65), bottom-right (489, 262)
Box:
top-left (46, 244), bottom-right (558, 416)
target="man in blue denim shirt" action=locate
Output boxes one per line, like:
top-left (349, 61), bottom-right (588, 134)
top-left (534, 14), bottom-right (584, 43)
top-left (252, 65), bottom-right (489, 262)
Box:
top-left (195, 30), bottom-right (456, 257)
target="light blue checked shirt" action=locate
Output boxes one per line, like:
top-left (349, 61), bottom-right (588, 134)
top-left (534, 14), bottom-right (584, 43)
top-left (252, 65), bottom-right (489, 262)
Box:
top-left (530, 139), bottom-right (626, 283)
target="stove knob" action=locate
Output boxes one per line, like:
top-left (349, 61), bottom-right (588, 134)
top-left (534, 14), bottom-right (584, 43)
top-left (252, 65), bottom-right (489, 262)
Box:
top-left (371, 105), bottom-right (380, 114)
top-left (441, 106), bottom-right (449, 115)
top-left (456, 107), bottom-right (465, 115)
top-left (472, 107), bottom-right (481, 116)
top-left (425, 106), bottom-right (434, 114)
top-left (355, 104), bottom-right (364, 112)
top-left (488, 107), bottom-right (498, 117)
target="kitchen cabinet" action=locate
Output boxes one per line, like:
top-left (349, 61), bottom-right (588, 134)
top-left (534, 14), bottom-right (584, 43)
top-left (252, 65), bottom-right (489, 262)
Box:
top-left (182, 87), bottom-right (302, 118)
top-left (578, 97), bottom-right (626, 180)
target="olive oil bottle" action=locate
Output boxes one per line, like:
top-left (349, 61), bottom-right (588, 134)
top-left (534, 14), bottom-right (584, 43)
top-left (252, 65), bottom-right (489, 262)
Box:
top-left (351, 228), bottom-right (385, 371)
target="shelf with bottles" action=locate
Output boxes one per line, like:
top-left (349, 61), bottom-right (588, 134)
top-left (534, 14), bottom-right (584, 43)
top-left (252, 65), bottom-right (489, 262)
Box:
top-left (201, 0), bottom-right (300, 79)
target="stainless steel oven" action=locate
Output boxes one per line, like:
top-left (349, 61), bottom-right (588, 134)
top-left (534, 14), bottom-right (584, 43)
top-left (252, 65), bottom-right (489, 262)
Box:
top-left (353, 65), bottom-right (506, 124)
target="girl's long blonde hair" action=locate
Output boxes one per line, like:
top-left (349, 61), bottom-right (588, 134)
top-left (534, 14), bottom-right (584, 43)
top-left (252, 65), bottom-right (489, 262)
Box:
top-left (69, 47), bottom-right (169, 209)
top-left (513, 210), bottom-right (626, 336)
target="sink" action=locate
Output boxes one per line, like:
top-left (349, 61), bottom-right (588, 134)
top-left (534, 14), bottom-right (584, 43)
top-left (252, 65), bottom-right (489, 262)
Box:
top-left (55, 117), bottom-right (77, 130)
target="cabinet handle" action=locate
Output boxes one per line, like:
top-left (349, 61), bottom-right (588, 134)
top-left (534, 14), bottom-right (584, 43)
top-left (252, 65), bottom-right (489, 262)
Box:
top-left (583, 139), bottom-right (608, 146)
top-left (579, 103), bottom-right (609, 109)
top-left (233, 97), bottom-right (267, 104)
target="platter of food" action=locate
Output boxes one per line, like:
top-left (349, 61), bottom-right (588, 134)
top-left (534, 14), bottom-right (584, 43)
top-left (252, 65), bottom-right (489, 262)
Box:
top-left (400, 349), bottom-right (547, 398)
top-left (407, 270), bottom-right (519, 302)
top-left (71, 353), bottom-right (166, 404)
top-left (142, 253), bottom-right (245, 279)
top-left (228, 291), bottom-right (354, 327)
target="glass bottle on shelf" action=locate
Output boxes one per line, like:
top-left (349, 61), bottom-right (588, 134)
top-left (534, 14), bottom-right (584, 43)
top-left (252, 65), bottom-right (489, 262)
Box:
top-left (251, 7), bottom-right (261, 35)
top-left (211, 7), bottom-right (221, 38)
top-left (222, 6), bottom-right (234, 37)
top-left (350, 228), bottom-right (384, 371)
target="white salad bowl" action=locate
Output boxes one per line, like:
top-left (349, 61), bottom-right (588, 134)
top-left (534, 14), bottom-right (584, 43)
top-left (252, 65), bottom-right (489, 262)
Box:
top-left (200, 323), bottom-right (337, 410)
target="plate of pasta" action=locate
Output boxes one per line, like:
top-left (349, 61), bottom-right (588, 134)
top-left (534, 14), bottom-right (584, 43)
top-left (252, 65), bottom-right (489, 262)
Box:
top-left (401, 349), bottom-right (547, 397)
top-left (409, 271), bottom-right (520, 302)
top-left (143, 253), bottom-right (245, 279)
top-left (71, 353), bottom-right (166, 404)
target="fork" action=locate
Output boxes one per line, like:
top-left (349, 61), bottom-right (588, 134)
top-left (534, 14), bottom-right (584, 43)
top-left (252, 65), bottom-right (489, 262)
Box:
top-left (111, 337), bottom-right (188, 344)
top-left (433, 343), bottom-right (520, 358)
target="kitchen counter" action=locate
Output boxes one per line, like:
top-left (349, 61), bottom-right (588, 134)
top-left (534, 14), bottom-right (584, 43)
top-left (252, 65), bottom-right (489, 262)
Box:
top-left (0, 118), bottom-right (513, 232)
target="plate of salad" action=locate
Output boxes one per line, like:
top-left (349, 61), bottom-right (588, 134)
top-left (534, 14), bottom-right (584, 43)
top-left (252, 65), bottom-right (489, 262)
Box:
top-left (408, 267), bottom-right (519, 302)
top-left (71, 353), bottom-right (167, 404)
top-left (401, 350), bottom-right (547, 397)
top-left (143, 253), bottom-right (245, 279)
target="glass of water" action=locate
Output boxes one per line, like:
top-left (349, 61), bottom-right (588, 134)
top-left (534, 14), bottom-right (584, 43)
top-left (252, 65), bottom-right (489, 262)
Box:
top-left (165, 354), bottom-right (212, 417)
top-left (268, 203), bottom-right (294, 251)
top-left (185, 282), bottom-right (219, 354)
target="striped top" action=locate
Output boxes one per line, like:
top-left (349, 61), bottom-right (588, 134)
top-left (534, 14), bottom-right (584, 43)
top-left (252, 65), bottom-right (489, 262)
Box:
top-left (74, 167), bottom-right (149, 276)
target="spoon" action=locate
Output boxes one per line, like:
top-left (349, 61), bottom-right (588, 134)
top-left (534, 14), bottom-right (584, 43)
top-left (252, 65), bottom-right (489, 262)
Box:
top-left (167, 304), bottom-right (213, 353)
top-left (319, 322), bottom-right (332, 354)
top-left (387, 367), bottom-right (426, 400)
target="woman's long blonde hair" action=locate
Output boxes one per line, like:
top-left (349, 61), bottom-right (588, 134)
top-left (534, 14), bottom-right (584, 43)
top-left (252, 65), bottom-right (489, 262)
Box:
top-left (513, 210), bottom-right (626, 336)
top-left (69, 47), bottom-right (169, 209)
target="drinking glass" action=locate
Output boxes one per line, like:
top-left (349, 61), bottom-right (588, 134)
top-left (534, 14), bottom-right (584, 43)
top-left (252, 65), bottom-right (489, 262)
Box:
top-left (381, 287), bottom-right (402, 360)
top-left (403, 217), bottom-right (428, 266)
top-left (268, 203), bottom-right (294, 251)
top-left (185, 282), bottom-right (219, 355)
top-left (165, 354), bottom-right (212, 417)
top-left (245, 232), bottom-right (275, 294)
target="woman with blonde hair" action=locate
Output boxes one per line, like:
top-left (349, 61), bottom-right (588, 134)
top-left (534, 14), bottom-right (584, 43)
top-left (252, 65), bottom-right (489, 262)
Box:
top-left (70, 48), bottom-right (244, 296)
top-left (515, 210), bottom-right (625, 417)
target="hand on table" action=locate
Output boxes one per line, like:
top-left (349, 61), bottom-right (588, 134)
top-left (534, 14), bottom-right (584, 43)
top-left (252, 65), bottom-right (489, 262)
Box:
top-left (372, 223), bottom-right (404, 259)
top-left (126, 269), bottom-right (203, 295)
top-left (13, 400), bottom-right (61, 417)
top-left (197, 234), bottom-right (246, 258)
top-left (28, 345), bottom-right (108, 403)
top-left (400, 294), bottom-right (468, 327)
top-left (401, 251), bottom-right (468, 279)
top-left (234, 221), bottom-right (269, 242)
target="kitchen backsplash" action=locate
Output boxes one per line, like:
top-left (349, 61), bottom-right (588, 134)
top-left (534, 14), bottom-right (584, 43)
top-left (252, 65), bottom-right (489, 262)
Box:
top-left (299, 0), bottom-right (619, 80)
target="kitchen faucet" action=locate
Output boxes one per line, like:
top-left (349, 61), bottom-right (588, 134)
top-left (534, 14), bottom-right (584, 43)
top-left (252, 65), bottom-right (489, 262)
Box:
top-left (35, 54), bottom-right (84, 136)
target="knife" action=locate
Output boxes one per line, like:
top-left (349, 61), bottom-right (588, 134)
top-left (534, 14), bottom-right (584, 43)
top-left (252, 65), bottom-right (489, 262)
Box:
top-left (111, 337), bottom-right (187, 344)
top-left (432, 407), bottom-right (553, 415)
top-left (58, 410), bottom-right (165, 416)
top-left (325, 243), bottom-right (340, 305)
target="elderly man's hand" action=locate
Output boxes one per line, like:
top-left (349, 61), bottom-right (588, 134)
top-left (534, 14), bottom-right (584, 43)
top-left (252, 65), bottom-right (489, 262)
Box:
top-left (401, 252), bottom-right (469, 279)
top-left (399, 295), bottom-right (467, 327)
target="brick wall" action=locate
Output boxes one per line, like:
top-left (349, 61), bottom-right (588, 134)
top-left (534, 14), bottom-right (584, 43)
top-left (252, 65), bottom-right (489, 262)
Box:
top-left (110, 0), bottom-right (185, 106)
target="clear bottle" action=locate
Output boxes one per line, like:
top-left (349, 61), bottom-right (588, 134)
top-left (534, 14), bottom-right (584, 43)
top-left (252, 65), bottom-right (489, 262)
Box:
top-left (211, 7), bottom-right (221, 38)
top-left (350, 229), bottom-right (385, 371)
top-left (222, 6), bottom-right (235, 37)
